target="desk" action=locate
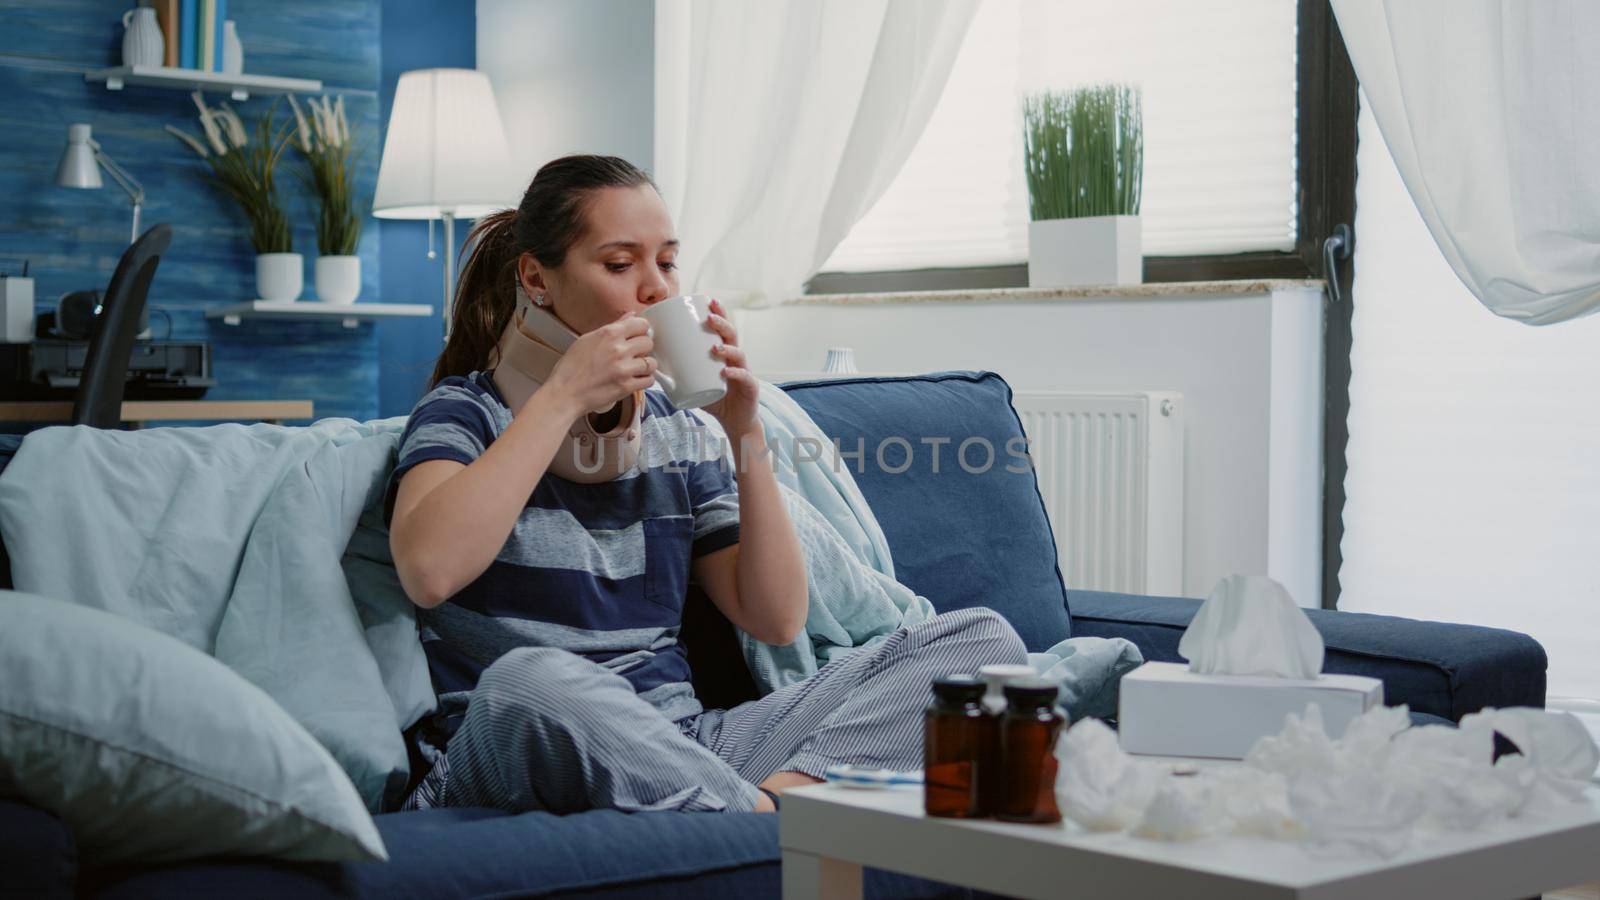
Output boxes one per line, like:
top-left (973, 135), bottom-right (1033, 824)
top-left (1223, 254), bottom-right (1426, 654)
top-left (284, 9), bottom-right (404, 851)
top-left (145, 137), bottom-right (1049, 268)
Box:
top-left (0, 400), bottom-right (313, 426)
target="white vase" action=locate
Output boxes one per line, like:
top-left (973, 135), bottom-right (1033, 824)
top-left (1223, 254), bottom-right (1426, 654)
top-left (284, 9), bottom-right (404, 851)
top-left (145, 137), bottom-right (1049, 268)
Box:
top-left (1027, 215), bottom-right (1143, 287)
top-left (256, 253), bottom-right (304, 302)
top-left (314, 255), bottom-right (361, 305)
top-left (121, 7), bottom-right (164, 68)
top-left (822, 347), bottom-right (858, 374)
top-left (221, 20), bottom-right (243, 75)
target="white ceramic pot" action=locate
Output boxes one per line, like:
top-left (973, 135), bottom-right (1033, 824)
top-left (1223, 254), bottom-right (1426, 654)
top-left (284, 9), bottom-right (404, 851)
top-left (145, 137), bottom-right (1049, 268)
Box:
top-left (256, 253), bottom-right (304, 302)
top-left (314, 255), bottom-right (360, 305)
top-left (122, 7), bottom-right (164, 68)
top-left (1027, 214), bottom-right (1143, 287)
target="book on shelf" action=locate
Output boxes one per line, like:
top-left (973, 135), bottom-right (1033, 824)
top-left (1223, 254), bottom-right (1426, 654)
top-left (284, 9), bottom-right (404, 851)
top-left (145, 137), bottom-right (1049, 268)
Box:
top-left (198, 0), bottom-right (215, 72)
top-left (178, 0), bottom-right (196, 68)
top-left (154, 0), bottom-right (180, 67)
top-left (211, 0), bottom-right (227, 72)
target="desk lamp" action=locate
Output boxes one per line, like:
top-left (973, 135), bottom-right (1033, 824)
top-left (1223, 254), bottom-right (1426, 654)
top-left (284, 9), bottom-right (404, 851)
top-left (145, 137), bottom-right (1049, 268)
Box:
top-left (55, 124), bottom-right (145, 245)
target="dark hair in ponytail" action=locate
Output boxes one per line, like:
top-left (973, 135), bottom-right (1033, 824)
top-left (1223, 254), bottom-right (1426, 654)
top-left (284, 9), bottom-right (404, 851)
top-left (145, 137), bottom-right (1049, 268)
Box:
top-left (430, 154), bottom-right (658, 387)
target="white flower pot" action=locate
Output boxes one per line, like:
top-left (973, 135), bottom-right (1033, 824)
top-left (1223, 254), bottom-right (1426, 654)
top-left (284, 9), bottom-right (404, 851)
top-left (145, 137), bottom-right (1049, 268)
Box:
top-left (255, 253), bottom-right (304, 302)
top-left (314, 255), bottom-right (361, 305)
top-left (1027, 215), bottom-right (1142, 287)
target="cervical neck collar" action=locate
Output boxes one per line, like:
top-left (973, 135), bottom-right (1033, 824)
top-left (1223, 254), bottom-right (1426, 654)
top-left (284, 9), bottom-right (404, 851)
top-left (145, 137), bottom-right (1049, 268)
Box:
top-left (489, 287), bottom-right (642, 483)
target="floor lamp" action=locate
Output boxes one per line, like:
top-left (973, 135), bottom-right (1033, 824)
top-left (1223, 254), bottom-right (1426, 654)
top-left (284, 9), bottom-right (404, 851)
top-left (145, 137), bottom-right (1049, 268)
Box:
top-left (373, 69), bottom-right (515, 342)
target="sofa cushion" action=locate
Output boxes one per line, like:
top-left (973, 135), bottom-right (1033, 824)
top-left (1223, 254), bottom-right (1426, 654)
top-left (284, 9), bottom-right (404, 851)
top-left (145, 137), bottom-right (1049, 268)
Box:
top-left (87, 808), bottom-right (969, 899)
top-left (1068, 589), bottom-right (1548, 721)
top-left (0, 798), bottom-right (75, 898)
top-left (780, 371), bottom-right (1071, 650)
top-left (0, 591), bottom-right (386, 866)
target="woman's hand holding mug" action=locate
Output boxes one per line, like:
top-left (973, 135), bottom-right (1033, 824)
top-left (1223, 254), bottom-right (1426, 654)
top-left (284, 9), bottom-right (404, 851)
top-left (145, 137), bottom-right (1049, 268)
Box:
top-left (544, 313), bottom-right (656, 416)
top-left (697, 298), bottom-right (759, 435)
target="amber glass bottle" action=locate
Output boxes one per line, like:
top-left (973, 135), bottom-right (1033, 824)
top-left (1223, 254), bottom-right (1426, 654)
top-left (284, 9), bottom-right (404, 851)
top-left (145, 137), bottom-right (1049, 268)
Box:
top-left (923, 675), bottom-right (988, 818)
top-left (996, 679), bottom-right (1064, 823)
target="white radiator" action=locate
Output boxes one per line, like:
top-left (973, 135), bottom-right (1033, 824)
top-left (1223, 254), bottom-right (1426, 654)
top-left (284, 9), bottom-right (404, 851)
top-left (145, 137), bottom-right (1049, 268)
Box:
top-left (1012, 391), bottom-right (1184, 596)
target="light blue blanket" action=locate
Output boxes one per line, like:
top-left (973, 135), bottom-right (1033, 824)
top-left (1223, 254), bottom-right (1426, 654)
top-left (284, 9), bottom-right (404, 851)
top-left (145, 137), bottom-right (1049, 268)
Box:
top-left (0, 417), bottom-right (431, 812)
top-left (702, 383), bottom-right (1143, 716)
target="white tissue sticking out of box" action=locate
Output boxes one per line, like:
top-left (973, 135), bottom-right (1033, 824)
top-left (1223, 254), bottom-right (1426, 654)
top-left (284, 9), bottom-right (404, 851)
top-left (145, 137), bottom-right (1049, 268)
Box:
top-left (1178, 574), bottom-right (1325, 679)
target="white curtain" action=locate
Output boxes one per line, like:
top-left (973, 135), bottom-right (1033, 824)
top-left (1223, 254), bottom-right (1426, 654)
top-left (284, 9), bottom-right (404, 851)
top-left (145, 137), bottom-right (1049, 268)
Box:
top-left (654, 0), bottom-right (977, 307)
top-left (1330, 0), bottom-right (1600, 325)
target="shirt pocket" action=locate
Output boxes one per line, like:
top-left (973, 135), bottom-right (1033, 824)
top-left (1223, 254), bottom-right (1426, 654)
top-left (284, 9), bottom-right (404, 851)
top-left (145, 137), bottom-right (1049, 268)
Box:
top-left (641, 516), bottom-right (694, 616)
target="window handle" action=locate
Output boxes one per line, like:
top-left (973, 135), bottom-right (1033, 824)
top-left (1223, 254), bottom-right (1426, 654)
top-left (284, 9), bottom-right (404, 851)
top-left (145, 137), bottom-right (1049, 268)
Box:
top-left (1323, 223), bottom-right (1352, 305)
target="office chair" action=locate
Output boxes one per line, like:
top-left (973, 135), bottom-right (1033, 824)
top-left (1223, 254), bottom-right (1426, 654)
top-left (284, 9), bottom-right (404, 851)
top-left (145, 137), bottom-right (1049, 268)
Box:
top-left (72, 223), bottom-right (173, 428)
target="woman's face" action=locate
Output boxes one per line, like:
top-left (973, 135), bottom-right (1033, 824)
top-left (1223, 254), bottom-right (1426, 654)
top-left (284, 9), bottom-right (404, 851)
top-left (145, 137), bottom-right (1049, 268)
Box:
top-left (518, 184), bottom-right (680, 335)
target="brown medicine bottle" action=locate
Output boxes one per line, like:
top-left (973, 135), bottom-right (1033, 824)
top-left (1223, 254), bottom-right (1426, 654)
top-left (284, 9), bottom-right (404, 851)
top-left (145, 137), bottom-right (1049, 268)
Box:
top-left (923, 675), bottom-right (989, 818)
top-left (996, 679), bottom-right (1064, 823)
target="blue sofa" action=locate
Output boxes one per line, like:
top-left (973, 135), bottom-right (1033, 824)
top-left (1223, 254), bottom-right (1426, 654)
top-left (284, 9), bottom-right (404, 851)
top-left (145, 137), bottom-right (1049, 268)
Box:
top-left (0, 371), bottom-right (1546, 898)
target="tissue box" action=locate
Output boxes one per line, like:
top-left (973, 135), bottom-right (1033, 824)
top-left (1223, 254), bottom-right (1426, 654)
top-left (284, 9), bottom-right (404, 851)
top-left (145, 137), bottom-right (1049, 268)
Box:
top-left (1118, 661), bottom-right (1384, 759)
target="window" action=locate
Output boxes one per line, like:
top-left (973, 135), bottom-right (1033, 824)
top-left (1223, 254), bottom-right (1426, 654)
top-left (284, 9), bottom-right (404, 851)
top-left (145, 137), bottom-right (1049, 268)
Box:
top-left (817, 0), bottom-right (1301, 279)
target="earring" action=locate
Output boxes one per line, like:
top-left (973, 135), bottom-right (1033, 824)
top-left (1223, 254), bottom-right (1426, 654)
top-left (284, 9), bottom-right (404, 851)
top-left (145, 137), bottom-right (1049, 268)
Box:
top-left (533, 293), bottom-right (546, 307)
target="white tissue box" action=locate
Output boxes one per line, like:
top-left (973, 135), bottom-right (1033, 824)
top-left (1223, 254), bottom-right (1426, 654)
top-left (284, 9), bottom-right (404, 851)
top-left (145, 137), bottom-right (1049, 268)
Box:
top-left (1118, 661), bottom-right (1384, 759)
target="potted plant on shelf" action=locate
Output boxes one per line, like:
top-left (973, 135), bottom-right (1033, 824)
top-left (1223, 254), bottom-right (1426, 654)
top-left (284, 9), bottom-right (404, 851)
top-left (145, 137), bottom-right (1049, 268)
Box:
top-left (167, 92), bottom-right (301, 302)
top-left (288, 94), bottom-right (364, 305)
top-left (1022, 83), bottom-right (1144, 287)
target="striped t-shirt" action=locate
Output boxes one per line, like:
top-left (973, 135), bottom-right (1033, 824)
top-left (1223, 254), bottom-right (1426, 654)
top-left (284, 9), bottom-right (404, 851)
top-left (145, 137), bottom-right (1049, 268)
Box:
top-left (386, 370), bottom-right (740, 737)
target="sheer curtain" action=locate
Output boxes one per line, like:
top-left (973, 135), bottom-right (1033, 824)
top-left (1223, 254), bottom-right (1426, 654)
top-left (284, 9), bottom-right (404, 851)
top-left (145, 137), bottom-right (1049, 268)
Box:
top-left (1341, 96), bottom-right (1600, 719)
top-left (654, 0), bottom-right (977, 307)
top-left (1335, 0), bottom-right (1600, 738)
top-left (1331, 0), bottom-right (1600, 325)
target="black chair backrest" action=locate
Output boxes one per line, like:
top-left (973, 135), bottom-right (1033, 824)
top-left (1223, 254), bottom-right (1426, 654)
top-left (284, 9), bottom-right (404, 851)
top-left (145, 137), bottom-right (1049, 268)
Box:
top-left (73, 224), bottom-right (173, 428)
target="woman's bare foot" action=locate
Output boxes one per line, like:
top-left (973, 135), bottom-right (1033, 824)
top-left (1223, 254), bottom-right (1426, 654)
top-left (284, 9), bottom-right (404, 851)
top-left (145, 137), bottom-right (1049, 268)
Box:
top-left (761, 770), bottom-right (825, 792)
top-left (750, 770), bottom-right (824, 812)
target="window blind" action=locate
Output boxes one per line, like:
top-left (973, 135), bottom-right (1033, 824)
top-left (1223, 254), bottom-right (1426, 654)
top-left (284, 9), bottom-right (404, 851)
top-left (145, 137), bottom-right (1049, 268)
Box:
top-left (821, 0), bottom-right (1299, 274)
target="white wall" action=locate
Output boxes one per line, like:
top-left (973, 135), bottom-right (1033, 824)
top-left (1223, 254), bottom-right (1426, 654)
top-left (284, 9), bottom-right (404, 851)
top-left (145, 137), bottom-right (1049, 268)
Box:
top-left (477, 0), bottom-right (655, 197)
top-left (1341, 97), bottom-right (1600, 704)
top-left (734, 286), bottom-right (1325, 604)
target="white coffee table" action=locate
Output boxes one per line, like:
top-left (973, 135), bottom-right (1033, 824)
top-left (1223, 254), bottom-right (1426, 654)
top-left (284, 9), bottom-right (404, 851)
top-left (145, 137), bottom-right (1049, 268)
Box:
top-left (780, 780), bottom-right (1600, 899)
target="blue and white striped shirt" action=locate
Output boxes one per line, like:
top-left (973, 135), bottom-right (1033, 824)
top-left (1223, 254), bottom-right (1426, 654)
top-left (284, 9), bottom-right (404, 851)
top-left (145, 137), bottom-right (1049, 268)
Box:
top-left (387, 371), bottom-right (740, 734)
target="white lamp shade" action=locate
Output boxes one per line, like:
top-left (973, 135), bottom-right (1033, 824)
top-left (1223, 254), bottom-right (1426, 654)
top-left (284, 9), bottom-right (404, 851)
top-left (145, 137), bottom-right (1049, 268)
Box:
top-left (55, 123), bottom-right (103, 189)
top-left (373, 68), bottom-right (516, 219)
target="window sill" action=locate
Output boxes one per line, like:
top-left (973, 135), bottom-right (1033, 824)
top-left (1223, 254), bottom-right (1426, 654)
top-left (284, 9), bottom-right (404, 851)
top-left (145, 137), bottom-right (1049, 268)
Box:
top-left (787, 278), bottom-right (1324, 306)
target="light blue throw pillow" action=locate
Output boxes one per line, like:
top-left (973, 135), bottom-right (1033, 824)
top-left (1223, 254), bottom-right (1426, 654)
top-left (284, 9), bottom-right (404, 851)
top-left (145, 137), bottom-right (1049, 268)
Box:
top-left (0, 591), bottom-right (388, 866)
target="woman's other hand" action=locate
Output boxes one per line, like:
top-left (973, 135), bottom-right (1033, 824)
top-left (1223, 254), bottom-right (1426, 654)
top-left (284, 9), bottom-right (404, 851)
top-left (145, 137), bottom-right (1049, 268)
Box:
top-left (700, 298), bottom-right (759, 435)
top-left (544, 312), bottom-right (656, 415)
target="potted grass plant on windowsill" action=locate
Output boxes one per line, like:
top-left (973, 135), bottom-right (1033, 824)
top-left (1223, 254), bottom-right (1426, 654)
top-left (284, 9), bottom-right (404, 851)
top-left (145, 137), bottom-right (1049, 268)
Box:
top-left (1023, 83), bottom-right (1144, 287)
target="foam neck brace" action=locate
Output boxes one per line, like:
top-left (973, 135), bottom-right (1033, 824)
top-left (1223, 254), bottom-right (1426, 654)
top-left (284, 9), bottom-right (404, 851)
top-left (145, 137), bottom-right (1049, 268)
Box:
top-left (489, 288), bottom-right (642, 482)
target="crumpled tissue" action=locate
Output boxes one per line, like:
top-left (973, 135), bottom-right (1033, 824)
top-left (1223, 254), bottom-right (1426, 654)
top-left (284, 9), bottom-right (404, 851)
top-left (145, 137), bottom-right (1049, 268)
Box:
top-left (1057, 718), bottom-right (1300, 840)
top-left (1056, 703), bottom-right (1599, 857)
top-left (1178, 574), bottom-right (1324, 679)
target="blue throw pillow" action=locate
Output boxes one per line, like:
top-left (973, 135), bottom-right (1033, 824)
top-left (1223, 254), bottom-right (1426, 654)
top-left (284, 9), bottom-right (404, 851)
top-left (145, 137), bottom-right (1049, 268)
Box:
top-left (0, 591), bottom-right (387, 866)
top-left (780, 371), bottom-right (1071, 650)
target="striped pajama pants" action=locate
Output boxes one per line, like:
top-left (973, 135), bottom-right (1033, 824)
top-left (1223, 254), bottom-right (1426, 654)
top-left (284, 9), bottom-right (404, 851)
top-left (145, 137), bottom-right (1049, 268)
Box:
top-left (402, 607), bottom-right (1029, 814)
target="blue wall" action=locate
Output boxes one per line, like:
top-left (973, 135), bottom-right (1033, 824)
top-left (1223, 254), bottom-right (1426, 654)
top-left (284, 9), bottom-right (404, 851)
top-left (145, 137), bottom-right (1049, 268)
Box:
top-left (377, 0), bottom-right (475, 418)
top-left (0, 0), bottom-right (383, 421)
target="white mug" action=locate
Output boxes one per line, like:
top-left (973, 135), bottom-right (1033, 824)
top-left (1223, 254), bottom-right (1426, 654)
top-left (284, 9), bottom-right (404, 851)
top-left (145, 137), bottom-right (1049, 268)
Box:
top-left (640, 294), bottom-right (727, 410)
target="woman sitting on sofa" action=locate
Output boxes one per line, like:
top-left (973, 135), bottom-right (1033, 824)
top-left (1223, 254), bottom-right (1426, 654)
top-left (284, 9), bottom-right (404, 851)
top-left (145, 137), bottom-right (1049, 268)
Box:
top-left (385, 153), bottom-right (1029, 815)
